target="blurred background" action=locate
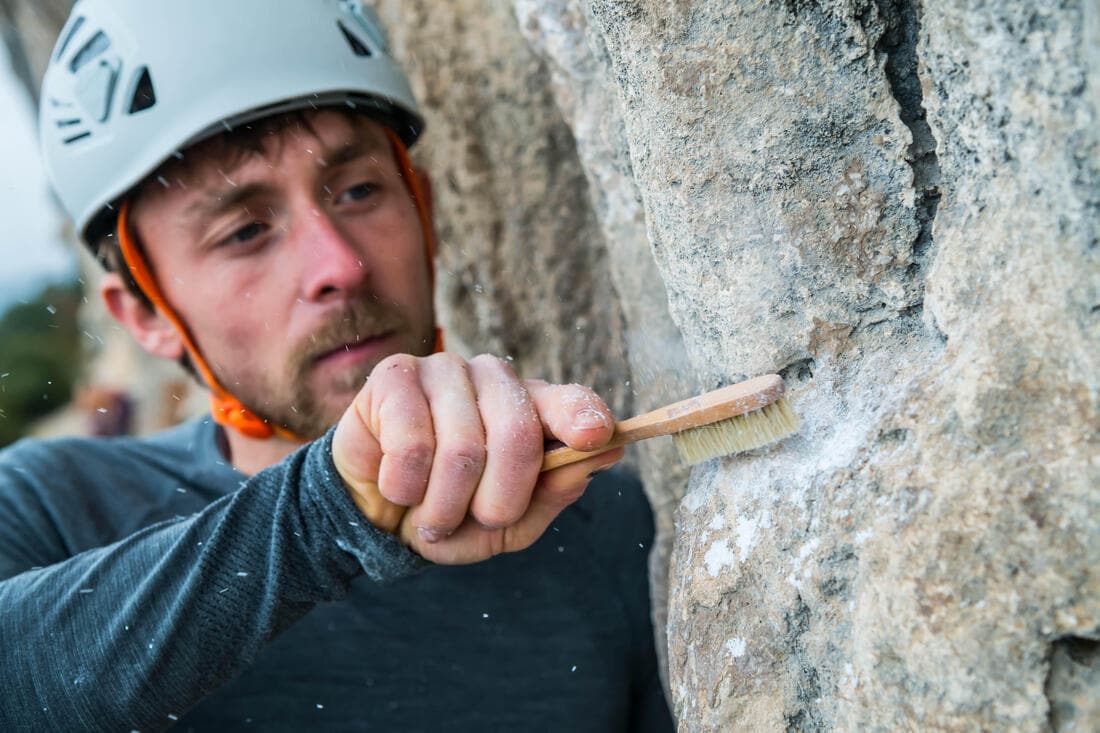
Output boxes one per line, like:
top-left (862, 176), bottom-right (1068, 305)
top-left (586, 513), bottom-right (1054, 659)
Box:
top-left (1, 6), bottom-right (202, 447)
top-left (0, 27), bottom-right (83, 447)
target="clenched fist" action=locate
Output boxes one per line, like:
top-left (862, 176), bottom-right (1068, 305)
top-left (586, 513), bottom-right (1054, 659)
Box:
top-left (331, 353), bottom-right (624, 564)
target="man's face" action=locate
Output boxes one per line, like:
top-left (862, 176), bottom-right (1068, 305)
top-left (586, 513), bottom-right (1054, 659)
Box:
top-left (129, 110), bottom-right (435, 439)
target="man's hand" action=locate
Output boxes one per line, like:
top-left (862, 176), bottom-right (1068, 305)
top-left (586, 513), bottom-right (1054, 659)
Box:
top-left (331, 353), bottom-right (624, 564)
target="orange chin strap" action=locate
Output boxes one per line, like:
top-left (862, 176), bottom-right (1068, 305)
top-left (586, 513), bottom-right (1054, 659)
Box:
top-left (115, 128), bottom-right (441, 442)
top-left (384, 128), bottom-right (445, 355)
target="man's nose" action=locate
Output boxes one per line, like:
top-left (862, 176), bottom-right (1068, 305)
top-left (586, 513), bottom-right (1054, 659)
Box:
top-left (295, 207), bottom-right (369, 302)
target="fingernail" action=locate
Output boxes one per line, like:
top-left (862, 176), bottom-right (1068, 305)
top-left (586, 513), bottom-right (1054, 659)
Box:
top-left (572, 408), bottom-right (610, 431)
top-left (417, 527), bottom-right (446, 543)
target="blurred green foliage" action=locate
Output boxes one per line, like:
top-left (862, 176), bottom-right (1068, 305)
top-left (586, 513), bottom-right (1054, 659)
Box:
top-left (0, 280), bottom-right (83, 447)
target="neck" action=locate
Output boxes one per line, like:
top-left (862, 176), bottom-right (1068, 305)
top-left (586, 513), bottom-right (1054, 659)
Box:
top-left (222, 427), bottom-right (304, 475)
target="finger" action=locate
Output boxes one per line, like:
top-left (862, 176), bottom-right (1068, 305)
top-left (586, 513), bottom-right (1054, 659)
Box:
top-left (369, 354), bottom-right (435, 506)
top-left (503, 447), bottom-right (626, 551)
top-left (332, 389), bottom-right (405, 534)
top-left (401, 447), bottom-right (625, 564)
top-left (524, 379), bottom-right (615, 452)
top-left (407, 354), bottom-right (487, 542)
top-left (466, 355), bottom-right (544, 528)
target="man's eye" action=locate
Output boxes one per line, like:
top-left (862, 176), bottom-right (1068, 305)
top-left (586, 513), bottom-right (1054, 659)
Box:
top-left (341, 183), bottom-right (376, 202)
top-left (229, 221), bottom-right (265, 243)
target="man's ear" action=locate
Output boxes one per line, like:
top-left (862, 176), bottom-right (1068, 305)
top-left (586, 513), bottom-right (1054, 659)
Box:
top-left (100, 272), bottom-right (185, 361)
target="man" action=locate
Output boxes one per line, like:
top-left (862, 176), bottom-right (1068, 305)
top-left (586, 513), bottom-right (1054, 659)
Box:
top-left (0, 1), bottom-right (674, 731)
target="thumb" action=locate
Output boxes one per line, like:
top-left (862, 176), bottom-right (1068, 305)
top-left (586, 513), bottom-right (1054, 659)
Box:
top-left (332, 392), bottom-right (406, 534)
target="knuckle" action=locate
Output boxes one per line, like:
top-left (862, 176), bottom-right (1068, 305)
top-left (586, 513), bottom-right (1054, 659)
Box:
top-left (379, 466), bottom-right (428, 505)
top-left (435, 349), bottom-right (466, 365)
top-left (376, 352), bottom-right (419, 377)
top-left (430, 351), bottom-right (469, 371)
top-left (512, 437), bottom-right (546, 468)
top-left (395, 440), bottom-right (435, 476)
top-left (470, 353), bottom-right (512, 376)
top-left (441, 443), bottom-right (487, 479)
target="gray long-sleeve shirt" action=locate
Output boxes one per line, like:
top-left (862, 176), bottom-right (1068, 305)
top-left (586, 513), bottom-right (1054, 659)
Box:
top-left (0, 417), bottom-right (673, 732)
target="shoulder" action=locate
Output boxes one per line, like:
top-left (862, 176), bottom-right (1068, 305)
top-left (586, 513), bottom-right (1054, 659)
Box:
top-left (0, 417), bottom-right (214, 499)
top-left (0, 417), bottom-right (216, 476)
top-left (0, 419), bottom-right (225, 573)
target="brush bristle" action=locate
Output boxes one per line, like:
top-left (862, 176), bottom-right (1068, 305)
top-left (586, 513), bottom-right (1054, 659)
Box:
top-left (672, 397), bottom-right (800, 464)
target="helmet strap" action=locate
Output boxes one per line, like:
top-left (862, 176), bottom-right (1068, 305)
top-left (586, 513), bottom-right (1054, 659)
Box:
top-left (384, 128), bottom-right (445, 354)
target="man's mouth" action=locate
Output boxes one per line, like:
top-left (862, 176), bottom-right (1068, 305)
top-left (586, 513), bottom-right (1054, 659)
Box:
top-left (312, 331), bottom-right (395, 366)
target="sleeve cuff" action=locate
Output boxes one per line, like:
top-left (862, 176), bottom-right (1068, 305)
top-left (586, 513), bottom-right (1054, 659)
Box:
top-left (307, 428), bottom-right (428, 583)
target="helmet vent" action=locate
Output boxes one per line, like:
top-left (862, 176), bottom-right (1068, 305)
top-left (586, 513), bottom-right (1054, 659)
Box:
top-left (63, 131), bottom-right (92, 145)
top-left (128, 67), bottom-right (157, 114)
top-left (337, 21), bottom-right (373, 57)
top-left (69, 31), bottom-right (110, 73)
top-left (55, 16), bottom-right (86, 61)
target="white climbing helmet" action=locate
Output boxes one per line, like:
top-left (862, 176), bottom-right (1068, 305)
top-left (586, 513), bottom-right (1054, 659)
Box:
top-left (39, 0), bottom-right (424, 246)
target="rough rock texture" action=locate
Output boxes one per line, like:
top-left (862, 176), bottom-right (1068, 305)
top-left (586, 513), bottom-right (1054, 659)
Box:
top-left (633, 0), bottom-right (1097, 729)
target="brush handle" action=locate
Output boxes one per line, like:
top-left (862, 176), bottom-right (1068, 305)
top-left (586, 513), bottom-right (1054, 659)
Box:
top-left (541, 374), bottom-right (784, 472)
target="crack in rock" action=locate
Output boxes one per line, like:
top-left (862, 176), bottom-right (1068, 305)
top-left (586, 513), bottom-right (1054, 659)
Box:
top-left (1045, 636), bottom-right (1100, 731)
top-left (874, 0), bottom-right (942, 266)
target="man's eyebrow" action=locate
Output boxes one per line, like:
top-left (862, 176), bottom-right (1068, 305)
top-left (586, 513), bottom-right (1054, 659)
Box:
top-left (183, 182), bottom-right (273, 221)
top-left (320, 139), bottom-right (386, 168)
top-left (181, 137), bottom-right (387, 220)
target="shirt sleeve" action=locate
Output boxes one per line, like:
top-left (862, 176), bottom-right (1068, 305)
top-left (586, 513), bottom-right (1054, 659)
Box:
top-left (0, 429), bottom-right (424, 733)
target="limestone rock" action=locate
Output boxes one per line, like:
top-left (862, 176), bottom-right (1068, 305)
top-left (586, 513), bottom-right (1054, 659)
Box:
top-left (493, 0), bottom-right (1098, 728)
top-left (630, 0), bottom-right (1097, 729)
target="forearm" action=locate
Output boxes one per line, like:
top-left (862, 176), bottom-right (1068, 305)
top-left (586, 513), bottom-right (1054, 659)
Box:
top-left (0, 431), bottom-right (421, 733)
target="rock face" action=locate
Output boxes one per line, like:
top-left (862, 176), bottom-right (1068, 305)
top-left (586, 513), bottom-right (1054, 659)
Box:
top-left (4, 0), bottom-right (1097, 729)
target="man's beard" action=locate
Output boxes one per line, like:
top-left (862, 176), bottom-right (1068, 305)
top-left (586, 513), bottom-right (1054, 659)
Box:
top-left (222, 300), bottom-right (428, 440)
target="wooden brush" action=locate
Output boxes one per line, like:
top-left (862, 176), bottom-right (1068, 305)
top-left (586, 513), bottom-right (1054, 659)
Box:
top-left (541, 374), bottom-right (800, 471)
